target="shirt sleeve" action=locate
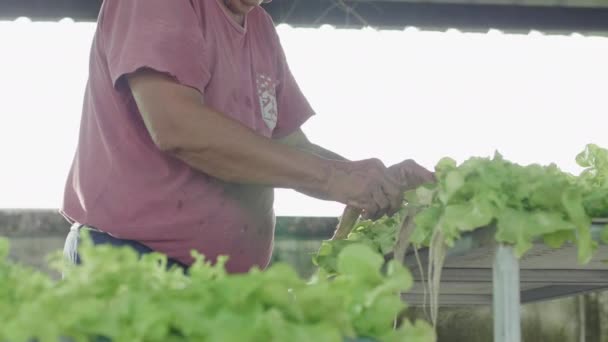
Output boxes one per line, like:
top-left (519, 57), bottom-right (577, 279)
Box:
top-left (100, 0), bottom-right (211, 94)
top-left (270, 25), bottom-right (316, 139)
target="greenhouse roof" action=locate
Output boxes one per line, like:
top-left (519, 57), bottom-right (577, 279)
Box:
top-left (1, 0), bottom-right (608, 34)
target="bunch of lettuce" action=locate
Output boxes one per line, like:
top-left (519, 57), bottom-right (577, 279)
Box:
top-left (313, 210), bottom-right (405, 275)
top-left (577, 144), bottom-right (608, 218)
top-left (412, 159), bottom-right (580, 262)
top-left (315, 144), bottom-right (608, 275)
top-left (0, 237), bottom-right (434, 342)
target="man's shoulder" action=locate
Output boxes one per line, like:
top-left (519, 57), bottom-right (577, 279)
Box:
top-left (251, 6), bottom-right (278, 31)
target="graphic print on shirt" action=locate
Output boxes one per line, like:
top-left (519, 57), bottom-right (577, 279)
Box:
top-left (256, 73), bottom-right (278, 130)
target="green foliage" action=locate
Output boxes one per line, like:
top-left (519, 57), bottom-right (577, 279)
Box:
top-left (577, 144), bottom-right (608, 218)
top-left (601, 226), bottom-right (608, 245)
top-left (0, 238), bottom-right (434, 342)
top-left (316, 144), bottom-right (608, 273)
top-left (313, 210), bottom-right (405, 274)
top-left (5, 145), bottom-right (608, 342)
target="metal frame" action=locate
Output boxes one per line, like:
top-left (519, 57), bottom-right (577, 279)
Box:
top-left (402, 222), bottom-right (608, 342)
top-left (1, 0), bottom-right (608, 34)
top-left (493, 244), bottom-right (521, 342)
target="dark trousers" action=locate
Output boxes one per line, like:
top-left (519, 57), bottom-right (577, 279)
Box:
top-left (63, 223), bottom-right (188, 271)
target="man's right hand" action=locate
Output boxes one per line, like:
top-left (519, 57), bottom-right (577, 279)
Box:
top-left (324, 159), bottom-right (403, 220)
top-left (387, 159), bottom-right (436, 192)
top-left (329, 158), bottom-right (434, 240)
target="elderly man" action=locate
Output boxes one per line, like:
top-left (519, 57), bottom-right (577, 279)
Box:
top-left (62, 0), bottom-right (434, 273)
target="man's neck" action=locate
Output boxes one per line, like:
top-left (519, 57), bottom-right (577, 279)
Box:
top-left (231, 14), bottom-right (245, 26)
top-left (221, 1), bottom-right (246, 27)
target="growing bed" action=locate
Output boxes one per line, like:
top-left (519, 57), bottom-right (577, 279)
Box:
top-left (402, 220), bottom-right (608, 342)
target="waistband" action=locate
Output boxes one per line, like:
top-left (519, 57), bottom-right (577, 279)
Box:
top-left (70, 223), bottom-right (103, 233)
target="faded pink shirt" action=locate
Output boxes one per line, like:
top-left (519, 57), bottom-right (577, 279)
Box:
top-left (61, 0), bottom-right (314, 273)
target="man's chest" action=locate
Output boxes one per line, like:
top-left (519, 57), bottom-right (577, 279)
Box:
top-left (196, 10), bottom-right (281, 136)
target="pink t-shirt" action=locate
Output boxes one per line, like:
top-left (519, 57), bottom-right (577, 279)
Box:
top-left (61, 0), bottom-right (315, 273)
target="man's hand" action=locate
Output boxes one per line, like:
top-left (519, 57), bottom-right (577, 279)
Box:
top-left (331, 158), bottom-right (434, 240)
top-left (277, 130), bottom-right (433, 219)
top-left (324, 159), bottom-right (403, 220)
top-left (279, 128), bottom-right (401, 218)
top-left (387, 159), bottom-right (435, 191)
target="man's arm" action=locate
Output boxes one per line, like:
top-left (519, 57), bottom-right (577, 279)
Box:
top-left (129, 70), bottom-right (329, 193)
top-left (276, 129), bottom-right (361, 204)
top-left (127, 69), bottom-right (403, 218)
top-left (278, 129), bottom-right (435, 191)
top-left (277, 128), bottom-right (435, 231)
top-left (276, 128), bottom-right (348, 162)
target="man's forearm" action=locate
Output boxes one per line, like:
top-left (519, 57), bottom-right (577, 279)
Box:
top-left (277, 138), bottom-right (349, 198)
top-left (302, 143), bottom-right (348, 162)
top-left (170, 105), bottom-right (335, 195)
top-left (132, 82), bottom-right (336, 197)
top-left (276, 128), bottom-right (348, 162)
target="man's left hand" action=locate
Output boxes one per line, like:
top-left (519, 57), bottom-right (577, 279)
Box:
top-left (387, 159), bottom-right (435, 191)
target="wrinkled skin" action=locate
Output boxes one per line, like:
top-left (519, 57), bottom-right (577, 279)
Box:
top-left (388, 159), bottom-right (436, 192)
top-left (333, 159), bottom-right (435, 240)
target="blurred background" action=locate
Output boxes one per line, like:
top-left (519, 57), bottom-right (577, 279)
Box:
top-left (1, 0), bottom-right (608, 341)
